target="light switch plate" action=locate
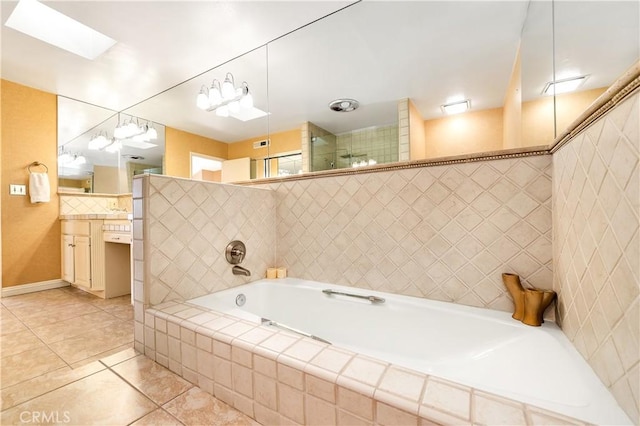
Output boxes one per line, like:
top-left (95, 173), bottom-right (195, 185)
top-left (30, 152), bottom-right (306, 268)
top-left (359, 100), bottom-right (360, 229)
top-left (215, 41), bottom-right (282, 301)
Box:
top-left (10, 184), bottom-right (26, 195)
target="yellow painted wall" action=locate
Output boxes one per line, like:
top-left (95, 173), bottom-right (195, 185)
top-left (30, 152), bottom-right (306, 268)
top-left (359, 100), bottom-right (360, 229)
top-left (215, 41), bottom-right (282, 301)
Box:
top-left (93, 165), bottom-right (121, 194)
top-left (164, 127), bottom-right (228, 178)
top-left (228, 128), bottom-right (302, 160)
top-left (522, 87), bottom-right (606, 147)
top-left (556, 87), bottom-right (607, 135)
top-left (424, 107), bottom-right (504, 158)
top-left (409, 99), bottom-right (426, 160)
top-left (503, 46), bottom-right (522, 149)
top-left (1, 80), bottom-right (60, 287)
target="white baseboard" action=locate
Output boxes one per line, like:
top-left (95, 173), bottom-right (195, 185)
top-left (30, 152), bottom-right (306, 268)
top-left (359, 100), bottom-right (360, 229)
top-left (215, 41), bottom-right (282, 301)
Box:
top-left (2, 279), bottom-right (69, 297)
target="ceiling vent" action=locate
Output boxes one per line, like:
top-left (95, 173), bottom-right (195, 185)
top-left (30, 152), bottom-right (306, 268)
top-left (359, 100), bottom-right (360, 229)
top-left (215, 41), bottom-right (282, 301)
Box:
top-left (329, 98), bottom-right (359, 112)
top-left (253, 139), bottom-right (270, 149)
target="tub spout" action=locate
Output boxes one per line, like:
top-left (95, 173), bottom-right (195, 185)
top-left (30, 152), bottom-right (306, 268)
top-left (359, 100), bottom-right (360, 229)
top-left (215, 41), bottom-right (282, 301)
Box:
top-left (232, 265), bottom-right (251, 276)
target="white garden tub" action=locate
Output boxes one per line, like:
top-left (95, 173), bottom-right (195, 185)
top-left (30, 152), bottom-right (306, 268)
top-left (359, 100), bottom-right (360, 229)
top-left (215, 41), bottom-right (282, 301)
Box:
top-left (188, 278), bottom-right (630, 425)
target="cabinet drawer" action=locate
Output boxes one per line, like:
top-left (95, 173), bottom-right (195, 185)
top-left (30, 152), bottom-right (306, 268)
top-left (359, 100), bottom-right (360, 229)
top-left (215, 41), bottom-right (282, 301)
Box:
top-left (103, 232), bottom-right (131, 244)
top-left (61, 221), bottom-right (90, 236)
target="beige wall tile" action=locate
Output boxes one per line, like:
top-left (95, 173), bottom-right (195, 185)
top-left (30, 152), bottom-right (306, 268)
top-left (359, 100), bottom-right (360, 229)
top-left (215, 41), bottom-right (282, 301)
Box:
top-left (421, 378), bottom-right (470, 421)
top-left (306, 374), bottom-right (336, 403)
top-left (553, 92), bottom-right (639, 424)
top-left (254, 354), bottom-right (277, 379)
top-left (233, 363), bottom-right (254, 398)
top-left (376, 401), bottom-right (418, 426)
top-left (278, 383), bottom-right (305, 424)
top-left (254, 372), bottom-right (278, 410)
top-left (278, 362), bottom-right (305, 391)
top-left (338, 386), bottom-right (374, 420)
top-left (472, 392), bottom-right (526, 425)
top-left (337, 409), bottom-right (373, 426)
top-left (306, 394), bottom-right (336, 425)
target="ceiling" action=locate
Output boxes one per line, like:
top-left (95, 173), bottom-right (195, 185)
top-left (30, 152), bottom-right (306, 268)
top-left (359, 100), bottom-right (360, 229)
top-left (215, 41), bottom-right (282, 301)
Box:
top-left (2, 1), bottom-right (638, 161)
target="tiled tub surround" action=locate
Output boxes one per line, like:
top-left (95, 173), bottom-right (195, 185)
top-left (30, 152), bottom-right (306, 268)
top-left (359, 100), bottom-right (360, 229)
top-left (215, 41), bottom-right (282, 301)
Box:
top-left (552, 92), bottom-right (640, 423)
top-left (187, 278), bottom-right (629, 424)
top-left (268, 156), bottom-right (553, 316)
top-left (138, 175), bottom-right (276, 305)
top-left (131, 91), bottom-right (639, 424)
top-left (143, 301), bottom-right (594, 426)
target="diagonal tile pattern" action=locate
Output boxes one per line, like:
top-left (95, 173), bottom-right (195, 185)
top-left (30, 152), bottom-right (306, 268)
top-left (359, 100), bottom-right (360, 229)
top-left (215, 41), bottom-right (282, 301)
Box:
top-left (553, 92), bottom-right (639, 424)
top-left (146, 176), bottom-right (276, 305)
top-left (267, 156), bottom-right (553, 313)
top-left (59, 194), bottom-right (131, 215)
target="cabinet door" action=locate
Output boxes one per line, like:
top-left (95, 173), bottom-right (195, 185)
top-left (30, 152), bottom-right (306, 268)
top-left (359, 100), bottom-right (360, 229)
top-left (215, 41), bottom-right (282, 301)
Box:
top-left (62, 235), bottom-right (75, 283)
top-left (73, 236), bottom-right (92, 288)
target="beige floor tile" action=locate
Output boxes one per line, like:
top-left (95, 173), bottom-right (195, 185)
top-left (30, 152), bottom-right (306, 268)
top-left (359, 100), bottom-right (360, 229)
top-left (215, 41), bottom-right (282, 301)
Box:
top-left (31, 311), bottom-right (125, 344)
top-left (48, 323), bottom-right (133, 364)
top-left (70, 344), bottom-right (135, 369)
top-left (1, 346), bottom-right (67, 388)
top-left (0, 369), bottom-right (156, 425)
top-left (18, 303), bottom-right (102, 328)
top-left (163, 387), bottom-right (260, 426)
top-left (0, 329), bottom-right (46, 358)
top-left (130, 408), bottom-right (185, 425)
top-left (0, 316), bottom-right (28, 336)
top-left (99, 304), bottom-right (134, 320)
top-left (112, 355), bottom-right (193, 405)
top-left (0, 361), bottom-right (105, 410)
top-left (100, 347), bottom-right (140, 367)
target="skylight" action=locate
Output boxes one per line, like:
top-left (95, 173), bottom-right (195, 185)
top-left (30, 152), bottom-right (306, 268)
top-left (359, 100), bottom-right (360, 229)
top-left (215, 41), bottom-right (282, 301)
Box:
top-left (5, 0), bottom-right (116, 60)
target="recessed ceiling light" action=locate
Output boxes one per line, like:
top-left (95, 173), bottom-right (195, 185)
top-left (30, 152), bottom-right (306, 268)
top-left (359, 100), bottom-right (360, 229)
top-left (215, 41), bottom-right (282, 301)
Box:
top-left (542, 76), bottom-right (588, 96)
top-left (5, 0), bottom-right (116, 60)
top-left (329, 99), bottom-right (360, 112)
top-left (441, 100), bottom-right (470, 114)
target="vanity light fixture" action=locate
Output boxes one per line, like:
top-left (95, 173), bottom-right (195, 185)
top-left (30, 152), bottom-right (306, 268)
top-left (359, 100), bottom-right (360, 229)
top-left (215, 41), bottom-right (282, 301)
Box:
top-left (542, 75), bottom-right (588, 95)
top-left (112, 114), bottom-right (158, 143)
top-left (58, 148), bottom-right (86, 166)
top-left (88, 131), bottom-right (111, 150)
top-left (104, 139), bottom-right (122, 153)
top-left (441, 99), bottom-right (470, 114)
top-left (196, 72), bottom-right (254, 117)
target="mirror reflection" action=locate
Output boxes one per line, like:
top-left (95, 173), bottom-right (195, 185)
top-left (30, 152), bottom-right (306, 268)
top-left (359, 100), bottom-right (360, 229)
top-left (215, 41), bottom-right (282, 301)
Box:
top-left (57, 1), bottom-right (639, 185)
top-left (57, 96), bottom-right (165, 194)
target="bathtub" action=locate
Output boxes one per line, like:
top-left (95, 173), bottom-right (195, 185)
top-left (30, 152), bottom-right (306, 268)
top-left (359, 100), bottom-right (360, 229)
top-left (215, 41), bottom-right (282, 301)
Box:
top-left (188, 278), bottom-right (631, 425)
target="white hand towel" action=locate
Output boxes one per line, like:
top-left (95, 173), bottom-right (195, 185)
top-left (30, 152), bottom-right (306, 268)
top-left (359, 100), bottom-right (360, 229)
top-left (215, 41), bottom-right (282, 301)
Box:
top-left (29, 172), bottom-right (50, 203)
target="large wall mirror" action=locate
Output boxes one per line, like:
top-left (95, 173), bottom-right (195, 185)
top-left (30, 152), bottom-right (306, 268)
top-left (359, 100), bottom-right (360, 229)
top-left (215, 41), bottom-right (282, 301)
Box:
top-left (56, 1), bottom-right (638, 187)
top-left (57, 96), bottom-right (165, 194)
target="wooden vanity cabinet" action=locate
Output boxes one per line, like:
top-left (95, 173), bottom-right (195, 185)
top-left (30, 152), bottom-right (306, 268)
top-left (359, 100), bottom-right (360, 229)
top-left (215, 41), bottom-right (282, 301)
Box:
top-left (61, 220), bottom-right (105, 291)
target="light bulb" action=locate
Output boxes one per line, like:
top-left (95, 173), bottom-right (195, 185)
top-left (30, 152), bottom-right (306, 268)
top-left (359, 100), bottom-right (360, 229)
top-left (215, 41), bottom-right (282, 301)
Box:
top-left (146, 126), bottom-right (157, 140)
top-left (222, 75), bottom-right (235, 100)
top-left (113, 125), bottom-right (125, 139)
top-left (59, 153), bottom-right (72, 164)
top-left (215, 105), bottom-right (229, 117)
top-left (240, 93), bottom-right (253, 109)
top-left (74, 155), bottom-right (86, 165)
top-left (209, 86), bottom-right (222, 106)
top-left (196, 88), bottom-right (209, 110)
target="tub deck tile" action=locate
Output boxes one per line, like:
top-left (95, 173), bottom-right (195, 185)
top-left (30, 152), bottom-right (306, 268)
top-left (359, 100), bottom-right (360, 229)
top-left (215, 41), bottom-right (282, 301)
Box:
top-left (147, 303), bottom-right (594, 426)
top-left (420, 377), bottom-right (471, 421)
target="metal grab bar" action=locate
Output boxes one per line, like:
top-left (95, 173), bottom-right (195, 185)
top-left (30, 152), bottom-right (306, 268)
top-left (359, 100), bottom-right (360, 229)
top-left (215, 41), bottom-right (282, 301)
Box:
top-left (322, 289), bottom-right (385, 304)
top-left (261, 318), bottom-right (331, 345)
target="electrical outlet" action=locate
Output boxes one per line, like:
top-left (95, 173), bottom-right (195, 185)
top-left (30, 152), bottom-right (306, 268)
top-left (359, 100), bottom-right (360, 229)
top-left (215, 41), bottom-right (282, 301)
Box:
top-left (9, 184), bottom-right (26, 195)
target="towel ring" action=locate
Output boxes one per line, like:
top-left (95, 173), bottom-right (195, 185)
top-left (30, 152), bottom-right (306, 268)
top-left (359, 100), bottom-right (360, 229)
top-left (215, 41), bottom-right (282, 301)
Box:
top-left (28, 162), bottom-right (49, 173)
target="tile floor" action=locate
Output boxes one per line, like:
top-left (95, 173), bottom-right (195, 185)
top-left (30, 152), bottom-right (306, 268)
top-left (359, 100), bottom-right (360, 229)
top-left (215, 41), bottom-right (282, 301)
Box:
top-left (1, 286), bottom-right (259, 425)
